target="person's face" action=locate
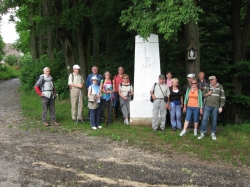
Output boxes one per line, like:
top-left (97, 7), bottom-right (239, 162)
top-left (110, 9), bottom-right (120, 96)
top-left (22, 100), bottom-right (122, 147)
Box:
top-left (122, 76), bottom-right (128, 82)
top-left (209, 78), bottom-right (217, 86)
top-left (92, 67), bottom-right (98, 74)
top-left (166, 73), bottom-right (172, 79)
top-left (187, 77), bottom-right (192, 83)
top-left (105, 73), bottom-right (110, 79)
top-left (199, 72), bottom-right (204, 79)
top-left (191, 80), bottom-right (197, 88)
top-left (44, 68), bottom-right (50, 76)
top-left (92, 80), bottom-right (98, 84)
top-left (73, 68), bottom-right (80, 74)
top-left (158, 78), bottom-right (165, 84)
top-left (172, 81), bottom-right (178, 87)
top-left (118, 67), bottom-right (124, 74)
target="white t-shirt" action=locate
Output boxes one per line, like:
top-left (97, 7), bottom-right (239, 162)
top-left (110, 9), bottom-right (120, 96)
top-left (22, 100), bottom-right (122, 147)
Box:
top-left (119, 83), bottom-right (133, 97)
top-left (150, 83), bottom-right (170, 98)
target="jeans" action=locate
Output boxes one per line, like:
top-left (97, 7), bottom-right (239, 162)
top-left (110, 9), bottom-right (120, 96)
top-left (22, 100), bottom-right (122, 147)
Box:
top-left (185, 106), bottom-right (199, 123)
top-left (169, 102), bottom-right (182, 129)
top-left (90, 104), bottom-right (100, 127)
top-left (200, 106), bottom-right (218, 133)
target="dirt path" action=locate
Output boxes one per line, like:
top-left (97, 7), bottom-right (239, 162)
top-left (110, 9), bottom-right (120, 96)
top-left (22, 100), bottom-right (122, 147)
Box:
top-left (0, 78), bottom-right (249, 187)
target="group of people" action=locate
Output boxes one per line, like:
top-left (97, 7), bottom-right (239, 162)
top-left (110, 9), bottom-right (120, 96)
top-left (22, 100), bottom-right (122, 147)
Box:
top-left (150, 71), bottom-right (226, 140)
top-left (34, 65), bottom-right (133, 130)
top-left (34, 66), bottom-right (226, 140)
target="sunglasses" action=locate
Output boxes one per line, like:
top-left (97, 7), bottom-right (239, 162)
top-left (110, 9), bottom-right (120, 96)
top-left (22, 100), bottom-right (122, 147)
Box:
top-left (123, 78), bottom-right (128, 79)
top-left (191, 83), bottom-right (197, 84)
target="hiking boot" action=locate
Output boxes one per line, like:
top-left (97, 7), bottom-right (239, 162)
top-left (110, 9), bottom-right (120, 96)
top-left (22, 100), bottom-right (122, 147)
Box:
top-left (194, 129), bottom-right (197, 136)
top-left (198, 133), bottom-right (204, 140)
top-left (211, 133), bottom-right (217, 140)
top-left (52, 121), bottom-right (60, 126)
top-left (179, 130), bottom-right (186, 136)
top-left (43, 121), bottom-right (49, 127)
top-left (172, 128), bottom-right (177, 131)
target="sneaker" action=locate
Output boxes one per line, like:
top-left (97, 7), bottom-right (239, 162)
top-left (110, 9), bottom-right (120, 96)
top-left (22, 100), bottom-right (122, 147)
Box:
top-left (52, 121), bottom-right (60, 126)
top-left (179, 130), bottom-right (186, 136)
top-left (92, 127), bottom-right (97, 130)
top-left (125, 120), bottom-right (129, 125)
top-left (211, 133), bottom-right (217, 140)
top-left (43, 121), bottom-right (49, 127)
top-left (124, 119), bottom-right (126, 125)
top-left (98, 126), bottom-right (102, 129)
top-left (194, 129), bottom-right (197, 136)
top-left (198, 133), bottom-right (204, 139)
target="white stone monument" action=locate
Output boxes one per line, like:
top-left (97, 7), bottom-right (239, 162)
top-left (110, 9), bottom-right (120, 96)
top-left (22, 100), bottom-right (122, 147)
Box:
top-left (130, 34), bottom-right (161, 125)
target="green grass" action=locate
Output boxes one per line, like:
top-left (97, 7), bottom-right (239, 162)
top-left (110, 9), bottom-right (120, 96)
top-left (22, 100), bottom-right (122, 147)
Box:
top-left (20, 91), bottom-right (250, 167)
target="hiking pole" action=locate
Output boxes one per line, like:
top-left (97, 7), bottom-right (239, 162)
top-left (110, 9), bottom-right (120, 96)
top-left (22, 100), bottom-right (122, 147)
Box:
top-left (76, 89), bottom-right (82, 124)
top-left (111, 98), bottom-right (116, 123)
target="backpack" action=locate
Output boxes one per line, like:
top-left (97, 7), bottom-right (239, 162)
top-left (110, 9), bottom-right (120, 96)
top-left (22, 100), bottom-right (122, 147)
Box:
top-left (150, 83), bottom-right (157, 102)
top-left (120, 83), bottom-right (133, 100)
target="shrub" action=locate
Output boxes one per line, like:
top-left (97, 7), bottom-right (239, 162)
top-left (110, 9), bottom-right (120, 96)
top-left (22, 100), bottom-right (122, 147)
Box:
top-left (5, 55), bottom-right (19, 66)
top-left (0, 64), bottom-right (20, 80)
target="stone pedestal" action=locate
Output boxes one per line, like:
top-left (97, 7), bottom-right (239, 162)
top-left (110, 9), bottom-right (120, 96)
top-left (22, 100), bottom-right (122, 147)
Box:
top-left (130, 34), bottom-right (161, 126)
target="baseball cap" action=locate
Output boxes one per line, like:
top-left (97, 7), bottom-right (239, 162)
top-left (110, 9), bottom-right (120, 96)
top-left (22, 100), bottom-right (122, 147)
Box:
top-left (209, 76), bottom-right (216, 80)
top-left (73, 64), bottom-right (81, 69)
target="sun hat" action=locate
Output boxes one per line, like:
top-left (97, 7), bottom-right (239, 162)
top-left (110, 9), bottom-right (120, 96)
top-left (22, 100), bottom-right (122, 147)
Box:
top-left (187, 73), bottom-right (195, 78)
top-left (91, 76), bottom-right (98, 81)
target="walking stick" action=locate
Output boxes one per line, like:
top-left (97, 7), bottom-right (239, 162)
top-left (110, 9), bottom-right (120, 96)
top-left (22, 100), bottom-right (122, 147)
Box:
top-left (111, 97), bottom-right (116, 123)
top-left (76, 89), bottom-right (82, 124)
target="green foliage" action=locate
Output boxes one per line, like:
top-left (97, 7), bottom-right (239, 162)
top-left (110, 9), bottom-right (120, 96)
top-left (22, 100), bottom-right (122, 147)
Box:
top-left (0, 35), bottom-right (5, 60)
top-left (19, 52), bottom-right (69, 99)
top-left (120, 0), bottom-right (202, 40)
top-left (4, 54), bottom-right (18, 66)
top-left (0, 64), bottom-right (19, 80)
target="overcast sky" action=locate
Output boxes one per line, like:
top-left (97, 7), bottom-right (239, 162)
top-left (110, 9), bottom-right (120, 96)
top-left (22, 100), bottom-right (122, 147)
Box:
top-left (0, 13), bottom-right (19, 44)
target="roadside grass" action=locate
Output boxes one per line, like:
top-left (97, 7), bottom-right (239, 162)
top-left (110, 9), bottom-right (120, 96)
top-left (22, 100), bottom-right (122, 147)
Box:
top-left (20, 91), bottom-right (250, 167)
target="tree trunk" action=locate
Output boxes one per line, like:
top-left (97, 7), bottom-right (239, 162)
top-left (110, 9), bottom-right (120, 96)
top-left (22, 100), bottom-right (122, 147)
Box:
top-left (92, 23), bottom-right (100, 66)
top-left (58, 30), bottom-right (75, 75)
top-left (29, 3), bottom-right (38, 61)
top-left (229, 0), bottom-right (250, 122)
top-left (38, 3), bottom-right (43, 57)
top-left (183, 0), bottom-right (200, 77)
top-left (44, 0), bottom-right (55, 62)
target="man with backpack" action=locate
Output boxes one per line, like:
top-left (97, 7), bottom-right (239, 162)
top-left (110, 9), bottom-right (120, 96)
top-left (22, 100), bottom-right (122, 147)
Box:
top-left (34, 67), bottom-right (60, 127)
top-left (68, 64), bottom-right (85, 123)
top-left (198, 76), bottom-right (226, 140)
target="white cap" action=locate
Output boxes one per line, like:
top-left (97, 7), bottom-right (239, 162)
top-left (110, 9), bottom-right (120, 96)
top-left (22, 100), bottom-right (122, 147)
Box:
top-left (187, 73), bottom-right (195, 78)
top-left (91, 76), bottom-right (98, 81)
top-left (73, 64), bottom-right (81, 69)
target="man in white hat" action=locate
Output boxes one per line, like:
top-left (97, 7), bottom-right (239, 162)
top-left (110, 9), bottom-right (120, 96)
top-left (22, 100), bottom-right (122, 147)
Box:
top-left (68, 64), bottom-right (85, 123)
top-left (198, 75), bottom-right (226, 140)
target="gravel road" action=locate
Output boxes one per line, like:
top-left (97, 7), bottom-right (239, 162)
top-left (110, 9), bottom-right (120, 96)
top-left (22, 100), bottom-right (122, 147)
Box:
top-left (0, 78), bottom-right (249, 187)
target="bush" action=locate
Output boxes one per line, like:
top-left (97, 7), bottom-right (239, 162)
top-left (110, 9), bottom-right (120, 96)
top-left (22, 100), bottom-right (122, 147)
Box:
top-left (19, 53), bottom-right (69, 99)
top-left (5, 54), bottom-right (19, 66)
top-left (0, 64), bottom-right (20, 80)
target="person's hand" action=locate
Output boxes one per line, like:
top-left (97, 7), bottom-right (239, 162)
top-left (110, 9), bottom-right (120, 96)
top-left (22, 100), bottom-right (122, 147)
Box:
top-left (77, 84), bottom-right (83, 88)
top-left (207, 91), bottom-right (212, 96)
top-left (152, 95), bottom-right (156, 100)
top-left (165, 103), bottom-right (169, 109)
top-left (40, 93), bottom-right (45, 97)
top-left (168, 105), bottom-right (171, 110)
top-left (218, 108), bottom-right (223, 113)
top-left (183, 107), bottom-right (186, 113)
top-left (123, 96), bottom-right (128, 100)
top-left (200, 108), bottom-right (203, 115)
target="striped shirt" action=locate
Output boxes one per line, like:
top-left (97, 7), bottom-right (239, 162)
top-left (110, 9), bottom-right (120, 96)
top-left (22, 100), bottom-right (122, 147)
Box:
top-left (203, 83), bottom-right (226, 108)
